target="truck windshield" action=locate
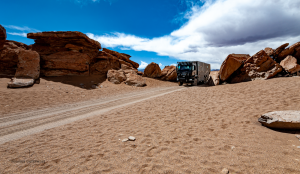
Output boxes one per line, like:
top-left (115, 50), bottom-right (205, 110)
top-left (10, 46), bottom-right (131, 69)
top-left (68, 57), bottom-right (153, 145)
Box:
top-left (178, 65), bottom-right (192, 71)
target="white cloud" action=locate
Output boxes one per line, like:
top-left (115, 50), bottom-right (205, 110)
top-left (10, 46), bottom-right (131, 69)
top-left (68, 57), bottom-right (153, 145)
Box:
top-left (171, 63), bottom-right (177, 66)
top-left (159, 63), bottom-right (164, 68)
top-left (4, 25), bottom-right (40, 32)
top-left (138, 61), bottom-right (148, 69)
top-left (7, 32), bottom-right (27, 37)
top-left (87, 0), bottom-right (300, 69)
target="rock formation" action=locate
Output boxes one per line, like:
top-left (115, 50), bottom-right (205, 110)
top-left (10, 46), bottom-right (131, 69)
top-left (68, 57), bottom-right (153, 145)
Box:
top-left (0, 41), bottom-right (29, 76)
top-left (7, 78), bottom-right (34, 88)
top-left (219, 54), bottom-right (250, 81)
top-left (161, 65), bottom-right (177, 81)
top-left (229, 50), bottom-right (282, 83)
top-left (264, 47), bottom-right (274, 57)
top-left (15, 49), bottom-right (40, 79)
top-left (107, 69), bottom-right (126, 84)
top-left (273, 43), bottom-right (289, 62)
top-left (143, 62), bottom-right (162, 78)
top-left (102, 48), bottom-right (139, 69)
top-left (293, 45), bottom-right (300, 64)
top-left (258, 111), bottom-right (300, 129)
top-left (27, 31), bottom-right (101, 76)
top-left (0, 24), bottom-right (6, 49)
top-left (277, 42), bottom-right (300, 61)
top-left (280, 55), bottom-right (300, 74)
top-left (125, 73), bottom-right (146, 87)
top-left (207, 71), bottom-right (220, 86)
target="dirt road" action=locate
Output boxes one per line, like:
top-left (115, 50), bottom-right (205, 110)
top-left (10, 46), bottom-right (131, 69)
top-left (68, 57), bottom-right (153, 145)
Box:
top-left (0, 86), bottom-right (185, 145)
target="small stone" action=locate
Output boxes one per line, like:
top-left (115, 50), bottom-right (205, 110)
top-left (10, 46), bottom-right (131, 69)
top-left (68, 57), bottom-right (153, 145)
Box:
top-left (92, 85), bottom-right (98, 89)
top-left (221, 168), bottom-right (229, 174)
top-left (100, 85), bottom-right (103, 88)
top-left (297, 146), bottom-right (300, 149)
top-left (122, 139), bottom-right (128, 142)
top-left (231, 146), bottom-right (235, 151)
top-left (128, 136), bottom-right (136, 141)
top-left (296, 135), bottom-right (300, 140)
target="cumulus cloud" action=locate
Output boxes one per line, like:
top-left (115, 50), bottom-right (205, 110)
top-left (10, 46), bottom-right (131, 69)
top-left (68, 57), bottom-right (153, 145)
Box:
top-left (138, 61), bottom-right (148, 69)
top-left (7, 32), bottom-right (27, 37)
top-left (159, 63), bottom-right (164, 68)
top-left (87, 0), bottom-right (300, 69)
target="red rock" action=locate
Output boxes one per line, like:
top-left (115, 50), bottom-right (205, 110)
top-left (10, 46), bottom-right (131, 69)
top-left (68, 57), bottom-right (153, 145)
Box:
top-left (125, 73), bottom-right (146, 87)
top-left (103, 48), bottom-right (139, 69)
top-left (137, 71), bottom-right (143, 75)
top-left (143, 62), bottom-right (162, 78)
top-left (0, 24), bottom-right (6, 49)
top-left (273, 43), bottom-right (289, 62)
top-left (161, 65), bottom-right (177, 81)
top-left (277, 42), bottom-right (300, 61)
top-left (219, 54), bottom-right (250, 81)
top-left (107, 69), bottom-right (126, 84)
top-left (264, 47), bottom-right (274, 57)
top-left (207, 71), bottom-right (220, 86)
top-left (0, 41), bottom-right (28, 76)
top-left (27, 31), bottom-right (101, 76)
top-left (293, 45), bottom-right (300, 64)
top-left (90, 51), bottom-right (121, 76)
top-left (280, 55), bottom-right (300, 74)
top-left (15, 49), bottom-right (40, 79)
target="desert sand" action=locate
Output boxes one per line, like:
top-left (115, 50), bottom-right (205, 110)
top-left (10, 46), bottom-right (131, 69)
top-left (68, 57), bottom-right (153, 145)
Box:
top-left (1, 76), bottom-right (300, 173)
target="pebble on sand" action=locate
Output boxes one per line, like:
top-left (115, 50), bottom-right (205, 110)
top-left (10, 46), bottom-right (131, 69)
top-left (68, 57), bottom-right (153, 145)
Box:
top-left (128, 136), bottom-right (136, 141)
top-left (221, 168), bottom-right (229, 174)
top-left (122, 139), bottom-right (128, 142)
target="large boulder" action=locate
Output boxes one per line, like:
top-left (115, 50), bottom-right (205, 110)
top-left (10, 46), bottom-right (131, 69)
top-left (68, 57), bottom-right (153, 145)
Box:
top-left (90, 51), bottom-right (121, 76)
top-left (107, 69), bottom-right (126, 84)
top-left (277, 42), bottom-right (300, 61)
top-left (7, 78), bottom-right (34, 88)
top-left (0, 24), bottom-right (6, 49)
top-left (27, 31), bottom-right (101, 76)
top-left (219, 54), bottom-right (250, 81)
top-left (161, 65), bottom-right (177, 81)
top-left (125, 73), bottom-right (146, 87)
top-left (15, 49), bottom-right (40, 79)
top-left (273, 43), bottom-right (289, 62)
top-left (143, 62), bottom-right (162, 78)
top-left (230, 50), bottom-right (282, 83)
top-left (293, 45), bottom-right (300, 64)
top-left (280, 55), bottom-right (300, 74)
top-left (207, 71), bottom-right (220, 86)
top-left (0, 41), bottom-right (28, 76)
top-left (258, 111), bottom-right (300, 129)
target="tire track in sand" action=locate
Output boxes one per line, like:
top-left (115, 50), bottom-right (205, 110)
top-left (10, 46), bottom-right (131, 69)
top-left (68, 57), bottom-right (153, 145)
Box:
top-left (0, 86), bottom-right (186, 144)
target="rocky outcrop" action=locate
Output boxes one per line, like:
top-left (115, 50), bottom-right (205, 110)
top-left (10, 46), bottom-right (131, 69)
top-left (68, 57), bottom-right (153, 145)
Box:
top-left (103, 48), bottom-right (139, 69)
top-left (161, 65), bottom-right (177, 81)
top-left (137, 71), bottom-right (143, 76)
top-left (273, 43), bottom-right (289, 62)
top-left (143, 62), bottom-right (162, 78)
top-left (7, 78), bottom-right (34, 88)
top-left (258, 111), bottom-right (300, 129)
top-left (280, 55), bottom-right (300, 74)
top-left (107, 69), bottom-right (126, 84)
top-left (15, 49), bottom-right (40, 79)
top-left (125, 73), bottom-right (146, 87)
top-left (293, 45), bottom-right (300, 64)
top-left (27, 31), bottom-right (101, 76)
top-left (230, 50), bottom-right (282, 83)
top-left (0, 24), bottom-right (6, 49)
top-left (219, 54), bottom-right (250, 81)
top-left (278, 42), bottom-right (300, 61)
top-left (0, 41), bottom-right (28, 76)
top-left (207, 71), bottom-right (220, 86)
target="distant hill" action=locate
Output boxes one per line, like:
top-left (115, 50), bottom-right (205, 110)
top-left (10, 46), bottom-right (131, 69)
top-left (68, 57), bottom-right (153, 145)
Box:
top-left (211, 69), bottom-right (220, 71)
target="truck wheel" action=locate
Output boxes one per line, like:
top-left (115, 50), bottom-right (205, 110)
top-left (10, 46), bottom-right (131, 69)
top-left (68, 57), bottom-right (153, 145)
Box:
top-left (178, 82), bottom-right (183, 86)
top-left (193, 80), bottom-right (198, 86)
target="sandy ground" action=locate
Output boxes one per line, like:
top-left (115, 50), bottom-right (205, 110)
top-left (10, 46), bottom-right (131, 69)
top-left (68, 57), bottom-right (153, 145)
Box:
top-left (0, 76), bottom-right (178, 115)
top-left (1, 76), bottom-right (300, 173)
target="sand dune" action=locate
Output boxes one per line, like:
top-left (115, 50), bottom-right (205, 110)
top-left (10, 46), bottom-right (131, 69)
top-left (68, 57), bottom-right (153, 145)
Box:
top-left (1, 77), bottom-right (300, 173)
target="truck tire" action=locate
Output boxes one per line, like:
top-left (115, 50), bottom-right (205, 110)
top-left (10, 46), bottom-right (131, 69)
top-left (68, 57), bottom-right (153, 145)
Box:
top-left (178, 82), bottom-right (183, 86)
top-left (193, 79), bottom-right (198, 86)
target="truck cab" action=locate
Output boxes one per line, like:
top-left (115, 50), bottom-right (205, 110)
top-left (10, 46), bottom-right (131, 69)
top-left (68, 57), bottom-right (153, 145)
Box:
top-left (176, 61), bottom-right (211, 86)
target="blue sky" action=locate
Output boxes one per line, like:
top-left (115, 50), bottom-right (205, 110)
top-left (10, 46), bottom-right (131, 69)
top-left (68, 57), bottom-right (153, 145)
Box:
top-left (1, 0), bottom-right (300, 69)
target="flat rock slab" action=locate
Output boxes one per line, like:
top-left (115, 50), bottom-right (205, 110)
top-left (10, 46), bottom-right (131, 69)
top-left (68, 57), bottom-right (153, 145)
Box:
top-left (258, 111), bottom-right (300, 129)
top-left (7, 78), bottom-right (34, 88)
